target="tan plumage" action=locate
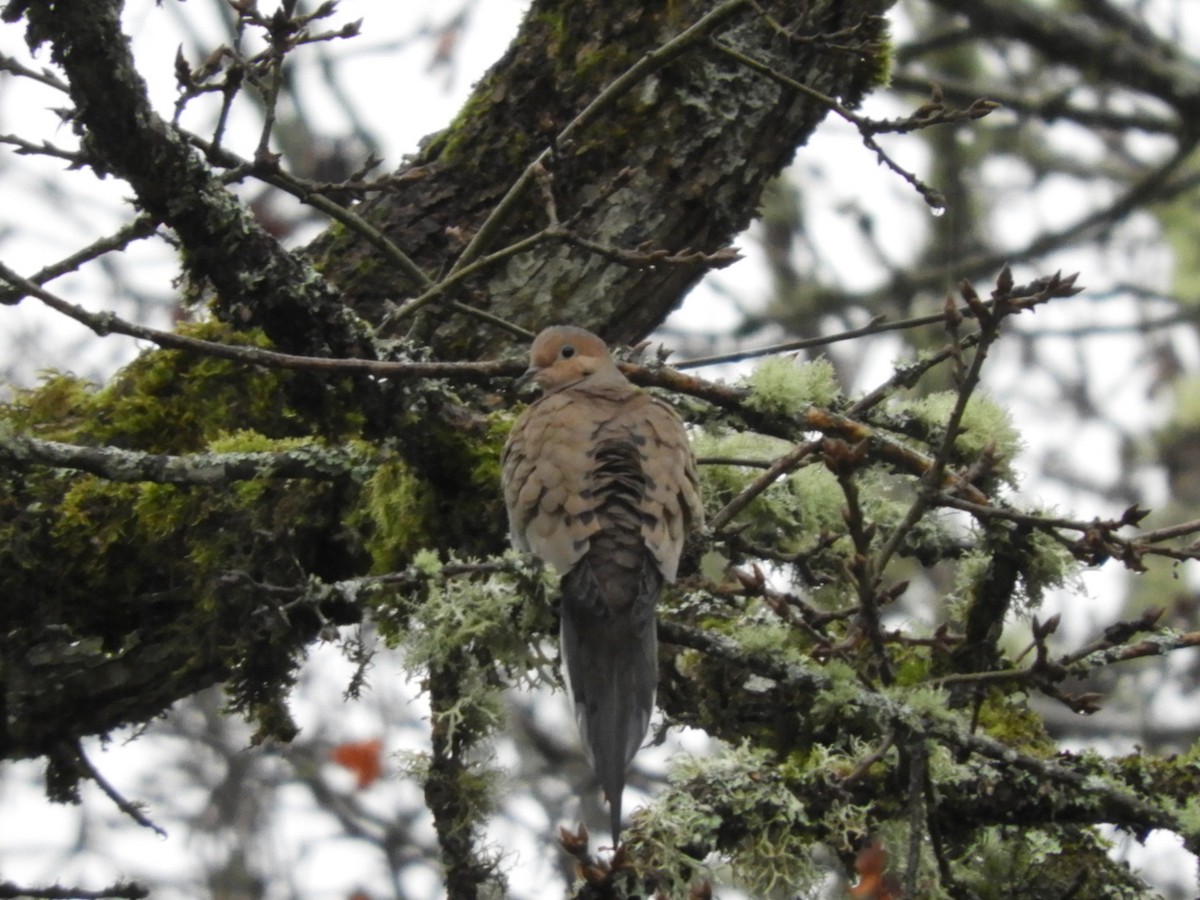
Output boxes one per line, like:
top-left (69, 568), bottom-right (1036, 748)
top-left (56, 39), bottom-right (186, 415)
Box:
top-left (501, 326), bottom-right (703, 844)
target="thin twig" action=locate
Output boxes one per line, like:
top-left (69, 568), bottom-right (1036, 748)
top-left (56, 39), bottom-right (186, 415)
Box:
top-left (0, 133), bottom-right (89, 165)
top-left (67, 742), bottom-right (167, 838)
top-left (0, 261), bottom-right (518, 379)
top-left (708, 440), bottom-right (818, 532)
top-left (828, 436), bottom-right (895, 682)
top-left (711, 38), bottom-right (953, 209)
top-left (0, 216), bottom-right (160, 306)
top-left (839, 731), bottom-right (896, 786)
top-left (1138, 518), bottom-right (1200, 544)
top-left (674, 300), bottom-right (1001, 369)
top-left (379, 229), bottom-right (550, 331)
top-left (254, 40), bottom-right (285, 163)
top-left (184, 132), bottom-right (433, 292)
top-left (183, 132), bottom-right (534, 339)
top-left (874, 271), bottom-right (1078, 575)
top-left (0, 52), bottom-right (70, 91)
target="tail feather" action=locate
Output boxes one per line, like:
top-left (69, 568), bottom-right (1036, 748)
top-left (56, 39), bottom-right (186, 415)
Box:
top-left (560, 541), bottom-right (662, 845)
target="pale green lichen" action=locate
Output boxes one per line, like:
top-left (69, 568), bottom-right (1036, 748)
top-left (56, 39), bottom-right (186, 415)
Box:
top-left (857, 465), bottom-right (926, 529)
top-left (949, 547), bottom-right (992, 618)
top-left (950, 524), bottom-right (1080, 618)
top-left (411, 548), bottom-right (443, 577)
top-left (399, 563), bottom-right (552, 688)
top-left (886, 684), bottom-right (955, 724)
top-left (893, 391), bottom-right (1024, 484)
top-left (355, 458), bottom-right (435, 573)
top-left (635, 741), bottom-right (817, 897)
top-left (1018, 528), bottom-right (1081, 610)
top-left (427, 662), bottom-right (505, 751)
top-left (788, 464), bottom-right (849, 532)
top-left (744, 355), bottom-right (841, 416)
top-left (394, 748), bottom-right (432, 783)
top-left (810, 659), bottom-right (864, 723)
top-left (735, 617), bottom-right (805, 665)
top-left (1177, 795), bottom-right (1200, 838)
top-left (955, 826), bottom-right (1148, 899)
top-left (693, 429), bottom-right (791, 471)
top-left (802, 735), bottom-right (878, 779)
top-left (693, 430), bottom-right (846, 554)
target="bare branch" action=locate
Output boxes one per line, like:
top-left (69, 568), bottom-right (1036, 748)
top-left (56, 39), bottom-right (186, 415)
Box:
top-left (65, 741), bottom-right (167, 838)
top-left (0, 261), bottom-right (517, 380)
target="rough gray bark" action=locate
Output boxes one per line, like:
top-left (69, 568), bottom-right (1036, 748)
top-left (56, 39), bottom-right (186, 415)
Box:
top-left (310, 0), bottom-right (893, 355)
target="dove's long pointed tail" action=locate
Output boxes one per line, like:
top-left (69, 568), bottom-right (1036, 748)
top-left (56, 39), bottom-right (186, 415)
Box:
top-left (560, 537), bottom-right (662, 845)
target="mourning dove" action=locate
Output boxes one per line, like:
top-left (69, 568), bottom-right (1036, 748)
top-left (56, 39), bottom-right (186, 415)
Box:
top-left (502, 325), bottom-right (703, 845)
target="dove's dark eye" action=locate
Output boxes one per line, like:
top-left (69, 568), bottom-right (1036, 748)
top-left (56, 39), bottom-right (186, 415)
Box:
top-left (560, 345), bottom-right (576, 359)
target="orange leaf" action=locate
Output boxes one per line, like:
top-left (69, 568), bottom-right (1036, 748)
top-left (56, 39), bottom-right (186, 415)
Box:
top-left (330, 738), bottom-right (384, 789)
top-left (848, 841), bottom-right (899, 899)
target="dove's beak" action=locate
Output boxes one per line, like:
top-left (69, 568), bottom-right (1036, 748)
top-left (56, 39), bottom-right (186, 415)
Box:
top-left (514, 367), bottom-right (539, 392)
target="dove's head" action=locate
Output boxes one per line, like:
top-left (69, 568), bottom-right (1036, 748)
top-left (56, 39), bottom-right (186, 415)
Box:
top-left (521, 326), bottom-right (624, 392)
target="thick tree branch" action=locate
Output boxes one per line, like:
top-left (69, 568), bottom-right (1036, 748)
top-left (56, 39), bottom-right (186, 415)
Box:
top-left (659, 619), bottom-right (1193, 842)
top-left (0, 429), bottom-right (363, 484)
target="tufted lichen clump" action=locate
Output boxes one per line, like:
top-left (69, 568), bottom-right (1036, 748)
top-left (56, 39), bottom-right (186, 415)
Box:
top-left (693, 430), bottom-right (845, 554)
top-left (952, 523), bottom-right (1080, 618)
top-left (744, 355), bottom-right (841, 415)
top-left (635, 741), bottom-right (819, 897)
top-left (385, 554), bottom-right (555, 687)
top-left (890, 390), bottom-right (1024, 485)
